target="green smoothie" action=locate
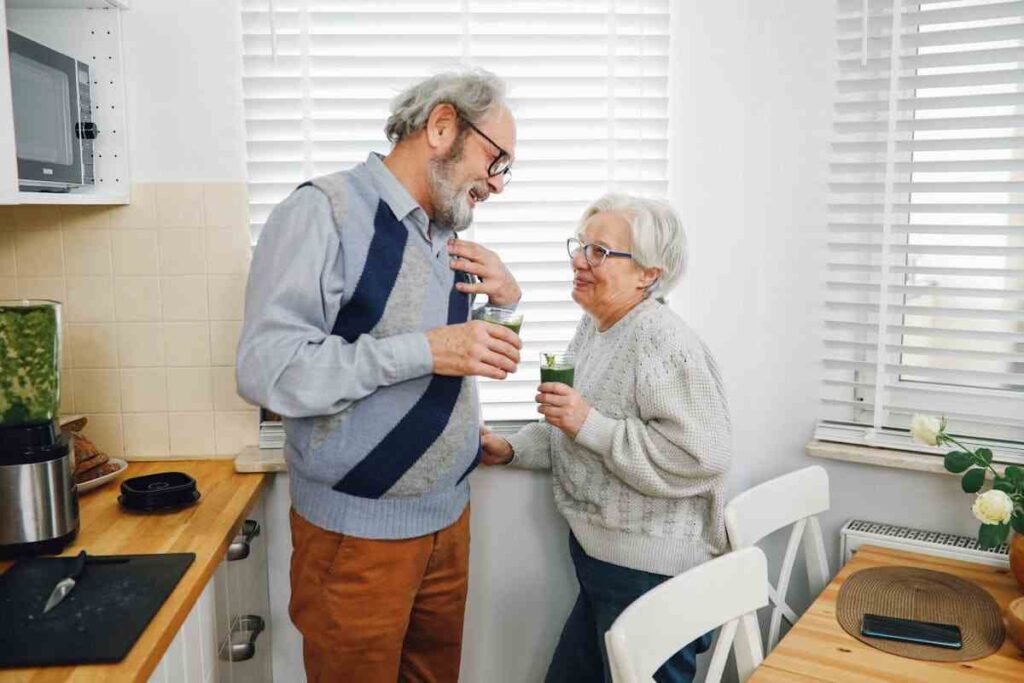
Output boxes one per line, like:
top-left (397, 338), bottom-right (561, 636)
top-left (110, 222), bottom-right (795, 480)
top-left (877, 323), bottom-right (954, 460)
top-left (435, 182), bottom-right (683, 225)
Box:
top-left (540, 365), bottom-right (574, 387)
top-left (0, 300), bottom-right (61, 426)
top-left (489, 318), bottom-right (522, 335)
top-left (540, 353), bottom-right (575, 387)
top-left (480, 306), bottom-right (523, 335)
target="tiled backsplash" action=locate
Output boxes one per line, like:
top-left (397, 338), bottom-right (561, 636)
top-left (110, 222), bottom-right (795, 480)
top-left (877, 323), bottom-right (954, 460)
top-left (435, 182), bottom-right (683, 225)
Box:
top-left (0, 183), bottom-right (257, 459)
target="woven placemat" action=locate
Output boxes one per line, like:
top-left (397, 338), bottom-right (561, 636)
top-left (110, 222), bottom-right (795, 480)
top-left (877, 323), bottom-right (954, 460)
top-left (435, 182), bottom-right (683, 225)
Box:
top-left (836, 566), bottom-right (1004, 662)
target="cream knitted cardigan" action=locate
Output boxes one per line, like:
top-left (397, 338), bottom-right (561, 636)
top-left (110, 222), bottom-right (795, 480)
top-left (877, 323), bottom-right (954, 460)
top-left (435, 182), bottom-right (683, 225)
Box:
top-left (506, 297), bottom-right (732, 576)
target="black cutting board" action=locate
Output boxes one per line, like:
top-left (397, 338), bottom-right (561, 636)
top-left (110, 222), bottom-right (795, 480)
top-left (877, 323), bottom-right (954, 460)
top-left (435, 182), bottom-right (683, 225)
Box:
top-left (0, 553), bottom-right (195, 668)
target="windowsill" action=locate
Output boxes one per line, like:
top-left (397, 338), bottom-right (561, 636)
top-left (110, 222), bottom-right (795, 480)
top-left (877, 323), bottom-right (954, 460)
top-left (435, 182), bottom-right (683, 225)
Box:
top-left (806, 440), bottom-right (1011, 477)
top-left (235, 446), bottom-right (286, 473)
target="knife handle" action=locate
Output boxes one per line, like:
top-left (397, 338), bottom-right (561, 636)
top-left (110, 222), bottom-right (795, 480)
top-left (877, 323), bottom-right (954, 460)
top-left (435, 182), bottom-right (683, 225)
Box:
top-left (69, 549), bottom-right (87, 580)
top-left (86, 556), bottom-right (130, 564)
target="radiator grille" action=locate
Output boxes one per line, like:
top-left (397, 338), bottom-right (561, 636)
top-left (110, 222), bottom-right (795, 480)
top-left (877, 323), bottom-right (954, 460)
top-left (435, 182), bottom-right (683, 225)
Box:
top-left (843, 519), bottom-right (1010, 557)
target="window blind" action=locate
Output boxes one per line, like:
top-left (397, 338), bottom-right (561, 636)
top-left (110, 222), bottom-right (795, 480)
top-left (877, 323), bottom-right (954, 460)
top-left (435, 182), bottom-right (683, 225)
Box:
top-left (818, 0), bottom-right (1024, 460)
top-left (240, 0), bottom-right (671, 421)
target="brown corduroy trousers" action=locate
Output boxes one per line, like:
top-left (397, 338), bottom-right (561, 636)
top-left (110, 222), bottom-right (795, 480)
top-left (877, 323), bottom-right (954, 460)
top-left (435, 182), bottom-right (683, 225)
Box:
top-left (288, 506), bottom-right (471, 683)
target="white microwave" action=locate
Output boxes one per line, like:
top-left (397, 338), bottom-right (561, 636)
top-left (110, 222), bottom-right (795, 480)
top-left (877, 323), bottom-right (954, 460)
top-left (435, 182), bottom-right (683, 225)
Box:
top-left (7, 30), bottom-right (97, 192)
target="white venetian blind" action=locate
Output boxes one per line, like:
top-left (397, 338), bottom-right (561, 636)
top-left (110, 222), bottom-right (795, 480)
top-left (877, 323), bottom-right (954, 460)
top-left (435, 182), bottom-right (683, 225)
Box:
top-left (240, 0), bottom-right (671, 421)
top-left (818, 0), bottom-right (1024, 460)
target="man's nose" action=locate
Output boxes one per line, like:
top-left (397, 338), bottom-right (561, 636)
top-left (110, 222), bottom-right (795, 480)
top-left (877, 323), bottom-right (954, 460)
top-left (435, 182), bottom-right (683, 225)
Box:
top-left (487, 173), bottom-right (506, 194)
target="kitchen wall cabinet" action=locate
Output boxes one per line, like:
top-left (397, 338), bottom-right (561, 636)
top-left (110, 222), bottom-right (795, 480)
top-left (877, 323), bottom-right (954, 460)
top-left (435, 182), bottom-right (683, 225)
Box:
top-left (148, 492), bottom-right (273, 683)
top-left (0, 0), bottom-right (130, 205)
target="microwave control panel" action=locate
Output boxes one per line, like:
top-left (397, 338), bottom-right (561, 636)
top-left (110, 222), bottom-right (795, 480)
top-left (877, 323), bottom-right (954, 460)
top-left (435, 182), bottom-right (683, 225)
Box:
top-left (76, 63), bottom-right (94, 185)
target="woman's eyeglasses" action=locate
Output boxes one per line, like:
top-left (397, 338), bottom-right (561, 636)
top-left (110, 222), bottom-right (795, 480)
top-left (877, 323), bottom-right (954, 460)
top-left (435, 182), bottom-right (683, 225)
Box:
top-left (567, 238), bottom-right (633, 268)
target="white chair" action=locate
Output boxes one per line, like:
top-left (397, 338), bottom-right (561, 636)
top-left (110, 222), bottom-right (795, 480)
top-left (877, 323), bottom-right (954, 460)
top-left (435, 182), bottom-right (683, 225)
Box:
top-left (724, 465), bottom-right (831, 652)
top-left (605, 547), bottom-right (769, 683)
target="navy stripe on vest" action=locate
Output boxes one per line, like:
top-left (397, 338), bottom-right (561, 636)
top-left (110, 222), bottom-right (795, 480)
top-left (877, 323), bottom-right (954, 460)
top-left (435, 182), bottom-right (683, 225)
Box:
top-left (331, 200), bottom-right (408, 343)
top-left (456, 443), bottom-right (482, 485)
top-left (333, 271), bottom-right (472, 499)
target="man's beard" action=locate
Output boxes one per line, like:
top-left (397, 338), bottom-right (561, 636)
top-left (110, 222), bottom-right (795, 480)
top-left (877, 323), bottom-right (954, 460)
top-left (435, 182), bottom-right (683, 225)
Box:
top-left (428, 141), bottom-right (489, 233)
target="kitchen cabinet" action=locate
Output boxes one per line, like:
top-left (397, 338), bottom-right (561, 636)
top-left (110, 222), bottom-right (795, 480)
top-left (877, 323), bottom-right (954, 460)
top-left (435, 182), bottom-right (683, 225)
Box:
top-left (0, 462), bottom-right (266, 681)
top-left (147, 492), bottom-right (273, 683)
top-left (220, 492), bottom-right (274, 682)
top-left (0, 0), bottom-right (130, 205)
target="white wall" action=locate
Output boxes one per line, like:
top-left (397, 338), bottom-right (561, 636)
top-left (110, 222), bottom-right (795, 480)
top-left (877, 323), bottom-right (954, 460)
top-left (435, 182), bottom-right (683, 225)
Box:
top-left (669, 4), bottom-right (830, 487)
top-left (460, 468), bottom-right (578, 682)
top-left (122, 0), bottom-right (247, 182)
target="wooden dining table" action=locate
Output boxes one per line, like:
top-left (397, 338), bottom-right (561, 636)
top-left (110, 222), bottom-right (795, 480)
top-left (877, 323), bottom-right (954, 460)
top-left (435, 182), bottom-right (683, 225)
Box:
top-left (749, 544), bottom-right (1024, 682)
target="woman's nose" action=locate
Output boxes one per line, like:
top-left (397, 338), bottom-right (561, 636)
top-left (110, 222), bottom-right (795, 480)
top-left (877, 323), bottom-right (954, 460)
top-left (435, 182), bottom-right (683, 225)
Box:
top-left (571, 248), bottom-right (589, 269)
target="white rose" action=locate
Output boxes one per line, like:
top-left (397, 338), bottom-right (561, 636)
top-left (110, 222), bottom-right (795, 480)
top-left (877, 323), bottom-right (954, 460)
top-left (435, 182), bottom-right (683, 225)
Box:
top-left (972, 489), bottom-right (1014, 526)
top-left (910, 414), bottom-right (943, 447)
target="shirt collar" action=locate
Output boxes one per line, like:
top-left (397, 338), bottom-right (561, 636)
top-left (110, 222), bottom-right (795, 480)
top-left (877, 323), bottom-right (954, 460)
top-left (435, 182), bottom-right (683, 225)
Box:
top-left (365, 152), bottom-right (424, 225)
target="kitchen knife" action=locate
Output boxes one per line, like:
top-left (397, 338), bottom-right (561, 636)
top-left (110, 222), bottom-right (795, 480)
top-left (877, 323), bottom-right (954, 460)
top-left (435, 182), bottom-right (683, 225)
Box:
top-left (42, 550), bottom-right (87, 615)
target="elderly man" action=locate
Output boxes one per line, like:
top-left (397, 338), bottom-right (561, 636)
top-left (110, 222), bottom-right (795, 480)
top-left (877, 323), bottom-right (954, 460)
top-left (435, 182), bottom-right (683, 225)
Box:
top-left (237, 69), bottom-right (520, 682)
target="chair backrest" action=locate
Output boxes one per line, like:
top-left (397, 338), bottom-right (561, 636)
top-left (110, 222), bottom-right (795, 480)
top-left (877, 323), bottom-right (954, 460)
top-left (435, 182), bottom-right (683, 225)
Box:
top-left (724, 465), bottom-right (831, 652)
top-left (605, 547), bottom-right (769, 683)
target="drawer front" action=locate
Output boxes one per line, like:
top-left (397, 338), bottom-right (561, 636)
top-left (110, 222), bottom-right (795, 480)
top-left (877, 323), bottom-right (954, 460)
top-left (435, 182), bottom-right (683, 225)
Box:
top-left (221, 494), bottom-right (273, 682)
top-left (148, 495), bottom-right (271, 683)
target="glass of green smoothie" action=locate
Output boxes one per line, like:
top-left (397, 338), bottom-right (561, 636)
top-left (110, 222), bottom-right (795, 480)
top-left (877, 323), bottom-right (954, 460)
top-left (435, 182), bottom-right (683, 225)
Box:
top-left (539, 352), bottom-right (575, 387)
top-left (0, 299), bottom-right (62, 426)
top-left (479, 305), bottom-right (524, 336)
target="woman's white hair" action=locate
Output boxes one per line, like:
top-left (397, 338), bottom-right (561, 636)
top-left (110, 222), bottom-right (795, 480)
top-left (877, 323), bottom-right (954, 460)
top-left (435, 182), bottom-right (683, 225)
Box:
top-left (385, 68), bottom-right (507, 144)
top-left (579, 193), bottom-right (688, 296)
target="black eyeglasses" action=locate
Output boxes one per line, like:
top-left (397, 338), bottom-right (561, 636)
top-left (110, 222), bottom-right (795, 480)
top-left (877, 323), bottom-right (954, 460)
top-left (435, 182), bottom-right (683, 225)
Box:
top-left (567, 238), bottom-right (633, 268)
top-left (460, 117), bottom-right (513, 184)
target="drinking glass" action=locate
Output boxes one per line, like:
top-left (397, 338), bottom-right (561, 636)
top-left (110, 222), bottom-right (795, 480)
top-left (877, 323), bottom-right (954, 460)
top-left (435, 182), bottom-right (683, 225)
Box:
top-left (479, 305), bottom-right (524, 335)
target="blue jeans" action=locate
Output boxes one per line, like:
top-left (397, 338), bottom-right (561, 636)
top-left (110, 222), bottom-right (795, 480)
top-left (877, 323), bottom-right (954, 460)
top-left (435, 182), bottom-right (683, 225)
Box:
top-left (545, 534), bottom-right (713, 683)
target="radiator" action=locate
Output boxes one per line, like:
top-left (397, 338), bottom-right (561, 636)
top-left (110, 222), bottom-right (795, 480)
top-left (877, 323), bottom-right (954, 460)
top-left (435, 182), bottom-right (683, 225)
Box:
top-left (840, 519), bottom-right (1010, 568)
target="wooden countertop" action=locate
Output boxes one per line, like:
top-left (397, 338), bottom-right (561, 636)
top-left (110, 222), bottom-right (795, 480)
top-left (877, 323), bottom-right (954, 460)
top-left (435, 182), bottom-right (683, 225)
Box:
top-left (0, 460), bottom-right (266, 683)
top-left (750, 544), bottom-right (1024, 682)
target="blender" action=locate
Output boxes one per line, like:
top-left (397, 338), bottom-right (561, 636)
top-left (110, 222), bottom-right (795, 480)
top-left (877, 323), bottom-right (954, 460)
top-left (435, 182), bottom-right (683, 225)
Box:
top-left (0, 299), bottom-right (78, 558)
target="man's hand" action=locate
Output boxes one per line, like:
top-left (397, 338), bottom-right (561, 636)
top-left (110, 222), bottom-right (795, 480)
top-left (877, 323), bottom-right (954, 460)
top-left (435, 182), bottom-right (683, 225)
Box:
top-left (480, 426), bottom-right (514, 465)
top-left (537, 382), bottom-right (591, 438)
top-left (448, 239), bottom-right (522, 306)
top-left (426, 320), bottom-right (521, 379)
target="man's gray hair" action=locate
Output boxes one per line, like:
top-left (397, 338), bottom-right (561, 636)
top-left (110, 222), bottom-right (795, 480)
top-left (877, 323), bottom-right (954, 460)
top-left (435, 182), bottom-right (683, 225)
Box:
top-left (579, 193), bottom-right (688, 296)
top-left (385, 69), bottom-right (507, 144)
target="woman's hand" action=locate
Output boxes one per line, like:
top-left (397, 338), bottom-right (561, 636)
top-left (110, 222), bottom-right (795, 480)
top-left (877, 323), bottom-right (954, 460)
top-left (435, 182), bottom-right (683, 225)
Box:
top-left (537, 383), bottom-right (590, 438)
top-left (480, 426), bottom-right (514, 465)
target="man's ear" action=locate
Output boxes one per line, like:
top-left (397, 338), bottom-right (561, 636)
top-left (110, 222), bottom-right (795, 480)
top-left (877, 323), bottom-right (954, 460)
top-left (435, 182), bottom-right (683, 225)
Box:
top-left (426, 103), bottom-right (459, 154)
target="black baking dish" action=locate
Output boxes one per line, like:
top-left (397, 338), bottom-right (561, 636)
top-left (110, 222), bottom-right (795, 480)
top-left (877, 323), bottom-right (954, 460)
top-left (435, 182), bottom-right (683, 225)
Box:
top-left (118, 472), bottom-right (200, 512)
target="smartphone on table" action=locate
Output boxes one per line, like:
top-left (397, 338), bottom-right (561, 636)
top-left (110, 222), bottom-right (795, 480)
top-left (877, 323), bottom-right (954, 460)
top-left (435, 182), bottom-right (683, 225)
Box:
top-left (861, 613), bottom-right (962, 650)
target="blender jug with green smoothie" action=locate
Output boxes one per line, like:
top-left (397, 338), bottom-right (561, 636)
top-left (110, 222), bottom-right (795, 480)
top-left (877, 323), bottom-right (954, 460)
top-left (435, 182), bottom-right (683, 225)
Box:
top-left (0, 300), bottom-right (79, 557)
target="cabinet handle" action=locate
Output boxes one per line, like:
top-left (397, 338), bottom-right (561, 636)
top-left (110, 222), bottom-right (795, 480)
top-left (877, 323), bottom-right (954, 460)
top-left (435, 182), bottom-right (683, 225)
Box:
top-left (220, 614), bottom-right (265, 662)
top-left (227, 519), bottom-right (261, 561)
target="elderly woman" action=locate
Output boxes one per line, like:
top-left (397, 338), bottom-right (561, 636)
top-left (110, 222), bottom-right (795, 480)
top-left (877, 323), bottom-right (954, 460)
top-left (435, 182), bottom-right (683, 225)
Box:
top-left (481, 194), bottom-right (731, 683)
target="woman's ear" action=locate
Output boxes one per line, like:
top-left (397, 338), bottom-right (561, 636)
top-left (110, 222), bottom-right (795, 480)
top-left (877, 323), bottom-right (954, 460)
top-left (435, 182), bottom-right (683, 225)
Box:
top-left (638, 265), bottom-right (662, 290)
